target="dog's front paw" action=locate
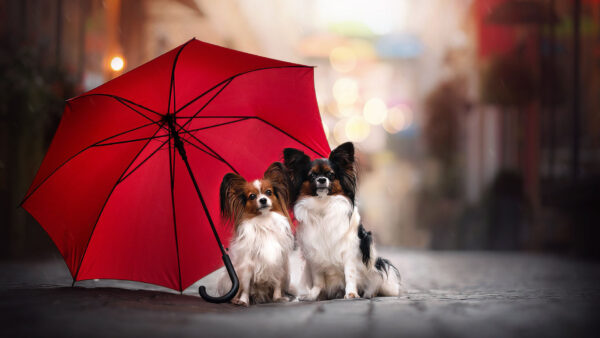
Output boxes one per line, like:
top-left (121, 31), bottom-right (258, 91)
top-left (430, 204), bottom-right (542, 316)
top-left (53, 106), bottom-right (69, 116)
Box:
top-left (299, 294), bottom-right (317, 302)
top-left (274, 296), bottom-right (290, 303)
top-left (299, 287), bottom-right (320, 301)
top-left (232, 297), bottom-right (249, 307)
top-left (344, 292), bottom-right (359, 299)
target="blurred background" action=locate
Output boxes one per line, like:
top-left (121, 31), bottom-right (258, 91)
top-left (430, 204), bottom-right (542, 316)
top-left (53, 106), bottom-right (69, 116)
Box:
top-left (1, 0), bottom-right (599, 260)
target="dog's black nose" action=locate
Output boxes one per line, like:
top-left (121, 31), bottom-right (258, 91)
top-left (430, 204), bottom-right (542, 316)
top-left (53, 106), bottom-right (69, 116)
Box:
top-left (317, 177), bottom-right (327, 184)
top-left (259, 198), bottom-right (267, 204)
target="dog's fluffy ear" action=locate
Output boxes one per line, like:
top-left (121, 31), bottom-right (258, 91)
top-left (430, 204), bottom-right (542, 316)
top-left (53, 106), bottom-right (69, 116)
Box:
top-left (219, 173), bottom-right (247, 224)
top-left (264, 162), bottom-right (290, 208)
top-left (329, 142), bottom-right (355, 168)
top-left (329, 142), bottom-right (357, 204)
top-left (283, 148), bottom-right (311, 202)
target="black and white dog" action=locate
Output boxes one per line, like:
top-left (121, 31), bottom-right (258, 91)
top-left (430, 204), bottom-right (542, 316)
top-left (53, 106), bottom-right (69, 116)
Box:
top-left (284, 142), bottom-right (400, 300)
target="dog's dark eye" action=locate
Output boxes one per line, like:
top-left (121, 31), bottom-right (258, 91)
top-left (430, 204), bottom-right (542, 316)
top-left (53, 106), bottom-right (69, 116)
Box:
top-left (248, 194), bottom-right (256, 200)
top-left (309, 173), bottom-right (316, 180)
top-left (265, 190), bottom-right (272, 196)
top-left (327, 172), bottom-right (335, 179)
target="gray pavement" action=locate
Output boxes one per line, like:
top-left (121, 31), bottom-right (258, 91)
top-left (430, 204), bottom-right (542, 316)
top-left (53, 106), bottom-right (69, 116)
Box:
top-left (1, 249), bottom-right (599, 337)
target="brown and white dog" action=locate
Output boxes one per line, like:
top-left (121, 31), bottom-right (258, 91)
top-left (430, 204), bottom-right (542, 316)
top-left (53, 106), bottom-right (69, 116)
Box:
top-left (218, 162), bottom-right (294, 306)
top-left (284, 142), bottom-right (400, 300)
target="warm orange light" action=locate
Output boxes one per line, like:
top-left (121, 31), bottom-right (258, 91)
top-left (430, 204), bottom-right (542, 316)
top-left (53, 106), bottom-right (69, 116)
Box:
top-left (110, 56), bottom-right (124, 71)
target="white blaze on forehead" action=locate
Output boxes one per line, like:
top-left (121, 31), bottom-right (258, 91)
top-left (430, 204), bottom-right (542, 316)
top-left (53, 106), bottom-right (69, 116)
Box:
top-left (253, 180), bottom-right (261, 191)
top-left (252, 179), bottom-right (272, 213)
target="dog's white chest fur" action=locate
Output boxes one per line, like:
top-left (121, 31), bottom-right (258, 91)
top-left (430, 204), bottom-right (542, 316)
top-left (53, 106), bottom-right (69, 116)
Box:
top-left (230, 211), bottom-right (293, 286)
top-left (294, 195), bottom-right (357, 269)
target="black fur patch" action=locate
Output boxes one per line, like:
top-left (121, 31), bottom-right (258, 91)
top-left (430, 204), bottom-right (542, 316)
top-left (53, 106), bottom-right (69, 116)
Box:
top-left (283, 148), bottom-right (311, 203)
top-left (375, 257), bottom-right (400, 279)
top-left (329, 142), bottom-right (356, 205)
top-left (358, 224), bottom-right (372, 266)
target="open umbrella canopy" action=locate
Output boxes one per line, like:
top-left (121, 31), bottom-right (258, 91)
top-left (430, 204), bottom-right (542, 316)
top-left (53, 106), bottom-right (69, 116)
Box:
top-left (21, 38), bottom-right (330, 293)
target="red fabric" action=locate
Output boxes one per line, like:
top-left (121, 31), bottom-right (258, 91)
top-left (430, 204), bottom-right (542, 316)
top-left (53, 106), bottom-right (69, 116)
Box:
top-left (22, 39), bottom-right (330, 291)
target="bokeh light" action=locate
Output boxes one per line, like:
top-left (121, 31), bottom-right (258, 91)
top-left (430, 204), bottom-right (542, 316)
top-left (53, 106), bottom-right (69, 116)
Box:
top-left (363, 98), bottom-right (388, 125)
top-left (382, 104), bottom-right (413, 133)
top-left (333, 118), bottom-right (349, 144)
top-left (332, 77), bottom-right (359, 105)
top-left (329, 46), bottom-right (357, 73)
top-left (345, 115), bottom-right (371, 142)
top-left (110, 56), bottom-right (124, 71)
top-left (337, 103), bottom-right (360, 117)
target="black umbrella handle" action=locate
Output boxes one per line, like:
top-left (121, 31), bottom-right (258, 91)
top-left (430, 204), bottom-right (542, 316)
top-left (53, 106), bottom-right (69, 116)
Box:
top-left (199, 254), bottom-right (239, 303)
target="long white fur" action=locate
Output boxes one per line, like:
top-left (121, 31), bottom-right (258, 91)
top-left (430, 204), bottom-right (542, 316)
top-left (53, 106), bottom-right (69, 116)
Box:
top-left (218, 180), bottom-right (294, 306)
top-left (294, 194), bottom-right (400, 300)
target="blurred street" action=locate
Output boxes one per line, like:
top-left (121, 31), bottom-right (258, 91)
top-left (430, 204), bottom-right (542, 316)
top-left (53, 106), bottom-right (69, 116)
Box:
top-left (2, 248), bottom-right (599, 338)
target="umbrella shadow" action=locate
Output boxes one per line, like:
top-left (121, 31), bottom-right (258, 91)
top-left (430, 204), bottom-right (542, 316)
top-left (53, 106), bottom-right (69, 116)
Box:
top-left (1, 286), bottom-right (241, 314)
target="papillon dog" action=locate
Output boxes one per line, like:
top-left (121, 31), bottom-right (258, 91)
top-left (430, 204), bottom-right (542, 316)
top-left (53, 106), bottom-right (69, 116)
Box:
top-left (218, 162), bottom-right (294, 306)
top-left (283, 142), bottom-right (400, 300)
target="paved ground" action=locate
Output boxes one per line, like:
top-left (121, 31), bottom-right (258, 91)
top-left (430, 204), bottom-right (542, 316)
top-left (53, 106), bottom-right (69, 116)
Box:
top-left (1, 249), bottom-right (599, 337)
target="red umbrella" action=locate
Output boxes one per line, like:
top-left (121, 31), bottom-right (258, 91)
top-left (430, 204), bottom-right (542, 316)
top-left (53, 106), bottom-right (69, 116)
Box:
top-left (20, 38), bottom-right (330, 302)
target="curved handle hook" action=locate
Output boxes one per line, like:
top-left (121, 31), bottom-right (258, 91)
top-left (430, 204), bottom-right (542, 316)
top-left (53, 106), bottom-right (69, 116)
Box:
top-left (199, 254), bottom-right (239, 303)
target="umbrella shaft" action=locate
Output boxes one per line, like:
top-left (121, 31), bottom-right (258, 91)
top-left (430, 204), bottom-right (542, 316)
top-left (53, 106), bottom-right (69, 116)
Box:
top-left (167, 116), bottom-right (239, 303)
top-left (167, 117), bottom-right (227, 256)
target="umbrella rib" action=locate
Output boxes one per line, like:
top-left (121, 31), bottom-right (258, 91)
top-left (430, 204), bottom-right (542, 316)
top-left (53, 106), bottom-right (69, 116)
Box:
top-left (174, 65), bottom-right (312, 116)
top-left (179, 137), bottom-right (232, 170)
top-left (94, 134), bottom-right (168, 147)
top-left (176, 122), bottom-right (240, 174)
top-left (167, 39), bottom-right (192, 115)
top-left (117, 138), bottom-right (170, 184)
top-left (96, 118), bottom-right (251, 147)
top-left (69, 66), bottom-right (311, 123)
top-left (179, 117), bottom-right (325, 170)
top-left (176, 78), bottom-right (234, 133)
top-left (72, 122), bottom-right (166, 284)
top-left (175, 121), bottom-right (224, 160)
top-left (174, 115), bottom-right (251, 119)
top-left (117, 118), bottom-right (249, 182)
top-left (69, 93), bottom-right (163, 117)
top-left (114, 97), bottom-right (165, 128)
top-left (167, 132), bottom-right (184, 292)
top-left (166, 43), bottom-right (186, 292)
top-left (173, 78), bottom-right (231, 116)
top-left (178, 117), bottom-right (250, 135)
top-left (253, 117), bottom-right (326, 158)
top-left (20, 120), bottom-right (160, 206)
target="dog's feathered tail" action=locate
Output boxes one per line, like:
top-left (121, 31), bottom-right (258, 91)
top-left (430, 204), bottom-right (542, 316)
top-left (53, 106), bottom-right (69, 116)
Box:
top-left (358, 223), bottom-right (401, 297)
top-left (375, 257), bottom-right (401, 296)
